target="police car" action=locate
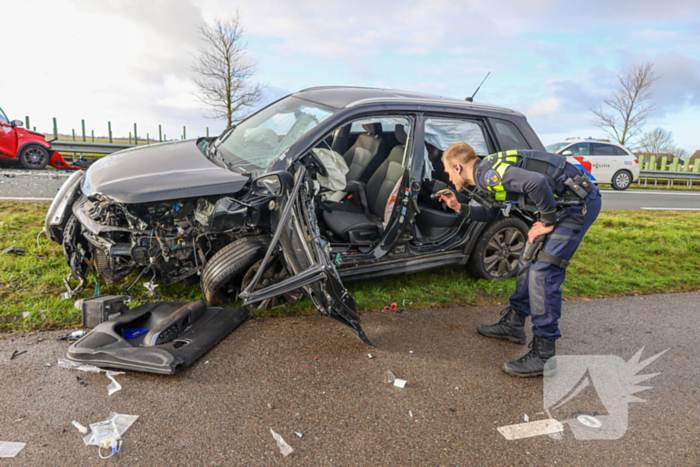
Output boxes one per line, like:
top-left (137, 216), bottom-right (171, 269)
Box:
top-left (546, 138), bottom-right (639, 190)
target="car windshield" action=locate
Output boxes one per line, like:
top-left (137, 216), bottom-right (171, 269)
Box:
top-left (546, 142), bottom-right (570, 153)
top-left (0, 108), bottom-right (8, 124)
top-left (216, 96), bottom-right (334, 176)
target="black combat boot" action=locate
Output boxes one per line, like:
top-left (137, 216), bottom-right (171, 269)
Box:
top-left (503, 335), bottom-right (556, 377)
top-left (477, 307), bottom-right (527, 344)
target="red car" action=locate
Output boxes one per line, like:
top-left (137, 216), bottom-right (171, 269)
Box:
top-left (0, 106), bottom-right (81, 170)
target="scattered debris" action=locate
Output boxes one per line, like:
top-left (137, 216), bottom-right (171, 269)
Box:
top-left (58, 330), bottom-right (87, 341)
top-left (72, 420), bottom-right (88, 434)
top-left (313, 355), bottom-right (319, 361)
top-left (143, 281), bottom-right (158, 296)
top-left (44, 363), bottom-right (52, 367)
top-left (83, 413), bottom-right (138, 460)
top-left (106, 372), bottom-right (122, 396)
top-left (22, 312), bottom-right (31, 319)
top-left (367, 354), bottom-right (374, 359)
top-left (295, 432), bottom-right (303, 438)
top-left (267, 403), bottom-right (273, 409)
top-left (409, 350), bottom-right (413, 354)
top-left (10, 350), bottom-right (26, 360)
top-left (402, 299), bottom-right (413, 306)
top-left (1, 246), bottom-right (26, 256)
top-left (205, 360), bottom-right (209, 365)
top-left (409, 410), bottom-right (413, 418)
top-left (524, 414), bottom-right (529, 422)
top-left (383, 302), bottom-right (397, 312)
top-left (270, 429), bottom-right (294, 457)
top-left (0, 314), bottom-right (20, 324)
top-left (0, 441), bottom-right (26, 458)
top-left (497, 419), bottom-right (564, 440)
top-left (387, 370), bottom-right (407, 388)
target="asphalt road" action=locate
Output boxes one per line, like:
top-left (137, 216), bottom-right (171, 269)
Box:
top-left (1, 292), bottom-right (698, 466)
top-left (600, 188), bottom-right (700, 211)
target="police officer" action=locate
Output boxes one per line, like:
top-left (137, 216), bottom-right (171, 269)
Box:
top-left (438, 142), bottom-right (602, 377)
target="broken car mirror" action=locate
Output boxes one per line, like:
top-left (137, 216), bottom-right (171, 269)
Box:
top-left (252, 172), bottom-right (293, 197)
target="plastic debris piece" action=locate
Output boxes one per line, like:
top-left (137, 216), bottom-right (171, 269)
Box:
top-left (72, 420), bottom-right (88, 434)
top-left (409, 351), bottom-right (414, 354)
top-left (106, 372), bottom-right (122, 396)
top-left (270, 428), bottom-right (294, 457)
top-left (10, 350), bottom-right (26, 360)
top-left (367, 354), bottom-right (374, 359)
top-left (295, 432), bottom-right (303, 438)
top-left (0, 441), bottom-right (26, 458)
top-left (143, 281), bottom-right (158, 296)
top-left (524, 414), bottom-right (529, 422)
top-left (44, 363), bottom-right (52, 367)
top-left (205, 360), bottom-right (209, 364)
top-left (83, 413), bottom-right (139, 447)
top-left (1, 246), bottom-right (26, 255)
top-left (22, 311), bottom-right (30, 319)
top-left (58, 358), bottom-right (102, 373)
top-left (387, 370), bottom-right (396, 384)
top-left (394, 379), bottom-right (407, 388)
top-left (409, 410), bottom-right (413, 418)
top-left (402, 299), bottom-right (413, 306)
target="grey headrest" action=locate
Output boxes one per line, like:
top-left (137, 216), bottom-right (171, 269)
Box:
top-left (362, 123), bottom-right (381, 135)
top-left (394, 124), bottom-right (407, 144)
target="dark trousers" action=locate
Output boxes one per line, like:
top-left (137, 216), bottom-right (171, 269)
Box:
top-left (509, 190), bottom-right (602, 340)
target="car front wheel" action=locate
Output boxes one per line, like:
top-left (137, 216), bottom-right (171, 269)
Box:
top-left (467, 217), bottom-right (528, 280)
top-left (19, 145), bottom-right (49, 169)
top-left (611, 170), bottom-right (632, 190)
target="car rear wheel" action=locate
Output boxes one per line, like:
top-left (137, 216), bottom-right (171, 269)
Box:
top-left (611, 170), bottom-right (632, 190)
top-left (19, 145), bottom-right (49, 170)
top-left (201, 236), bottom-right (268, 306)
top-left (467, 217), bottom-right (528, 280)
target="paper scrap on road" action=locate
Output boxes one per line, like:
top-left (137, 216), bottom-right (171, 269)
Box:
top-left (394, 379), bottom-right (407, 388)
top-left (0, 441), bottom-right (26, 458)
top-left (498, 419), bottom-right (564, 440)
top-left (270, 429), bottom-right (294, 457)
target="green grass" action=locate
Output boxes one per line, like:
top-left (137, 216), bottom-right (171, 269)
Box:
top-left (1, 202), bottom-right (699, 332)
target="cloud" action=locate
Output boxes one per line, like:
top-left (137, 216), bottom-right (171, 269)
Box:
top-left (528, 97), bottom-right (563, 116)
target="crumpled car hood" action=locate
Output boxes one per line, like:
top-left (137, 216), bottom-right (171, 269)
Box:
top-left (81, 140), bottom-right (249, 204)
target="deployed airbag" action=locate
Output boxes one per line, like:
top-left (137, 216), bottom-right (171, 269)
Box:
top-left (65, 301), bottom-right (248, 375)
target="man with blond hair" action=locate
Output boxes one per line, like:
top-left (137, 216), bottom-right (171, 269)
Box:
top-left (438, 142), bottom-right (601, 377)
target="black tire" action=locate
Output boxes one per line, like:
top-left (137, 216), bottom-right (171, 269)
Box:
top-left (611, 170), bottom-right (632, 190)
top-left (19, 145), bottom-right (49, 169)
top-left (467, 217), bottom-right (528, 280)
top-left (201, 236), bottom-right (268, 306)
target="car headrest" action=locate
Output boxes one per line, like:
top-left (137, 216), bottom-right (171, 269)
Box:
top-left (362, 123), bottom-right (381, 135)
top-left (394, 124), bottom-right (407, 145)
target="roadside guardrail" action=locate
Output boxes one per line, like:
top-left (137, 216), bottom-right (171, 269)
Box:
top-left (640, 170), bottom-right (700, 188)
top-left (50, 141), bottom-right (135, 155)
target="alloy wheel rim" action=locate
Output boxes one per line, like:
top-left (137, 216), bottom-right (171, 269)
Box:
top-left (616, 172), bottom-right (630, 188)
top-left (24, 147), bottom-right (47, 166)
top-left (483, 227), bottom-right (525, 278)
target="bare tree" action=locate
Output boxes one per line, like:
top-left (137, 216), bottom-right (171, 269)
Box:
top-left (590, 61), bottom-right (659, 145)
top-left (191, 14), bottom-right (263, 127)
top-left (669, 146), bottom-right (689, 161)
top-left (638, 127), bottom-right (674, 155)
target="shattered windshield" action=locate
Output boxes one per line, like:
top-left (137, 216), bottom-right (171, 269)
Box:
top-left (217, 96), bottom-right (334, 176)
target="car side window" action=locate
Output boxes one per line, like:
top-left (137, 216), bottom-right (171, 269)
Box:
top-left (0, 108), bottom-right (8, 124)
top-left (423, 116), bottom-right (489, 182)
top-left (491, 119), bottom-right (530, 151)
top-left (566, 143), bottom-right (590, 156)
top-left (590, 143), bottom-right (615, 156)
top-left (612, 146), bottom-right (629, 156)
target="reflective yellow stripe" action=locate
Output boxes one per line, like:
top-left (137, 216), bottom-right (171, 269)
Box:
top-left (506, 150), bottom-right (519, 156)
top-left (495, 191), bottom-right (507, 201)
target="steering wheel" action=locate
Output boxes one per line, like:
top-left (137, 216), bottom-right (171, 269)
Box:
top-left (308, 151), bottom-right (328, 176)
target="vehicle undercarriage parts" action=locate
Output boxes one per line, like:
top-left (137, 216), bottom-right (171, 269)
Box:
top-left (240, 257), bottom-right (303, 311)
top-left (65, 301), bottom-right (248, 375)
top-left (201, 236), bottom-right (268, 306)
top-left (61, 215), bottom-right (89, 300)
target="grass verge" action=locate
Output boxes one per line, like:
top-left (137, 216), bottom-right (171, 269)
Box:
top-left (1, 202), bottom-right (699, 333)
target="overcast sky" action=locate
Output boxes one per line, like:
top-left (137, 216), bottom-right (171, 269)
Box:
top-left (2, 0), bottom-right (699, 151)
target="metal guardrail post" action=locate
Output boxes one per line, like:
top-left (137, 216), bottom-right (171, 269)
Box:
top-left (108, 121), bottom-right (112, 143)
top-left (159, 124), bottom-right (162, 142)
top-left (91, 130), bottom-right (94, 142)
top-left (81, 119), bottom-right (86, 142)
top-left (147, 133), bottom-right (150, 144)
top-left (129, 132), bottom-right (132, 144)
top-left (25, 116), bottom-right (29, 129)
top-left (134, 123), bottom-right (138, 145)
top-left (53, 118), bottom-right (58, 139)
top-left (183, 126), bottom-right (186, 139)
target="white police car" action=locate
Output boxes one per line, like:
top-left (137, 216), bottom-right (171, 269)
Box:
top-left (546, 138), bottom-right (639, 190)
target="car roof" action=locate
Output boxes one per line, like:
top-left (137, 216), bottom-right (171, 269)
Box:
top-left (292, 86), bottom-right (523, 116)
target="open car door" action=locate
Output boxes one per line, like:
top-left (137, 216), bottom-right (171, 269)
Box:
top-left (239, 164), bottom-right (371, 345)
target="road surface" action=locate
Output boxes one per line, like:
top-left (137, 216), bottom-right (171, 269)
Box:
top-left (1, 292), bottom-right (697, 466)
top-left (600, 188), bottom-right (700, 211)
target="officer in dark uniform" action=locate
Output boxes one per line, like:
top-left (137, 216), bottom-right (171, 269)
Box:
top-left (438, 142), bottom-right (602, 377)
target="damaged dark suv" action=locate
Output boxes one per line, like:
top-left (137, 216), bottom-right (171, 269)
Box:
top-left (46, 86), bottom-right (545, 343)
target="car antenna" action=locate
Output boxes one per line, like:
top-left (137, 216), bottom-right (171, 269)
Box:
top-left (465, 71), bottom-right (491, 102)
